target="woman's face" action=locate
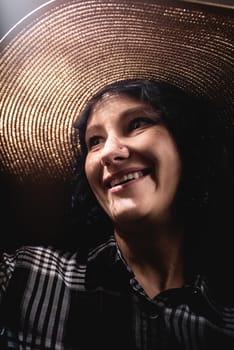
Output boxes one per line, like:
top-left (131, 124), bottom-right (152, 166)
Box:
top-left (84, 93), bottom-right (182, 226)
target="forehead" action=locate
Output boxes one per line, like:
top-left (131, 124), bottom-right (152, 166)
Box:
top-left (89, 92), bottom-right (151, 122)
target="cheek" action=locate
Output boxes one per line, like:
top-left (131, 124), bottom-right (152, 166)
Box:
top-left (85, 155), bottom-right (100, 192)
top-left (85, 155), bottom-right (95, 185)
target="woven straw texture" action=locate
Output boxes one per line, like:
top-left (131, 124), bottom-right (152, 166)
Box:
top-left (0, 0), bottom-right (233, 184)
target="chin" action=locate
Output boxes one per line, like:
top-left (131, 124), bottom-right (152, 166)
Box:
top-left (112, 210), bottom-right (148, 226)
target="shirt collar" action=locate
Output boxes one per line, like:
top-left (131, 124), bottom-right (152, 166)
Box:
top-left (85, 235), bottom-right (227, 325)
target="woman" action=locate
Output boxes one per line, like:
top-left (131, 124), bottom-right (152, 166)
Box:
top-left (0, 0), bottom-right (233, 349)
top-left (0, 84), bottom-right (234, 350)
top-left (72, 78), bottom-right (232, 271)
top-left (71, 78), bottom-right (234, 348)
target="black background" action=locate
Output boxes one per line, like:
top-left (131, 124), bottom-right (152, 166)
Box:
top-left (0, 0), bottom-right (233, 39)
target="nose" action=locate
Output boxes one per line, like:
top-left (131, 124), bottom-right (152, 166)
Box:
top-left (101, 135), bottom-right (129, 166)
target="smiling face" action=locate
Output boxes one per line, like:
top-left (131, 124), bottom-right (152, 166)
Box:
top-left (84, 93), bottom-right (182, 228)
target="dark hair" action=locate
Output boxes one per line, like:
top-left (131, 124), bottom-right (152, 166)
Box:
top-left (71, 79), bottom-right (233, 279)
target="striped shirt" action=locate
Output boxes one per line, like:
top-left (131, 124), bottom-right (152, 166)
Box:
top-left (0, 236), bottom-right (234, 349)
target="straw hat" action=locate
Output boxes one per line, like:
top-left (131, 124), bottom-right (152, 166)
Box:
top-left (0, 0), bottom-right (233, 242)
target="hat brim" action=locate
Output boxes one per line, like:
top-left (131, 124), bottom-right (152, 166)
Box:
top-left (0, 0), bottom-right (233, 245)
top-left (0, 0), bottom-right (234, 245)
top-left (0, 0), bottom-right (233, 184)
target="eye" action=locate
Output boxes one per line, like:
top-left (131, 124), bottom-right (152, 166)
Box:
top-left (128, 117), bottom-right (154, 131)
top-left (86, 135), bottom-right (103, 150)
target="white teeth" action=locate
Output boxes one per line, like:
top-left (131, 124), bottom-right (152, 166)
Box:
top-left (110, 171), bottom-right (143, 188)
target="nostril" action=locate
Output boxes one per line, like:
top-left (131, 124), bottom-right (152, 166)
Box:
top-left (101, 143), bottom-right (130, 165)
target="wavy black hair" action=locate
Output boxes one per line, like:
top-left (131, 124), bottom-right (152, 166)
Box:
top-left (71, 79), bottom-right (233, 283)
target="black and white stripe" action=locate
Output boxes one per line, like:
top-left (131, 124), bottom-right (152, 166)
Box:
top-left (0, 240), bottom-right (234, 349)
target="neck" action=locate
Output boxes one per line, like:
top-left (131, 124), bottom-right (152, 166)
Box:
top-left (114, 222), bottom-right (185, 298)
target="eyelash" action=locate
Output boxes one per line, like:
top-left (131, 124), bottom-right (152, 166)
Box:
top-left (86, 117), bottom-right (156, 150)
top-left (128, 117), bottom-right (154, 131)
top-left (87, 135), bottom-right (102, 149)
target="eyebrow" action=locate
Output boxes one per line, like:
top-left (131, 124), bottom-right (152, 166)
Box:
top-left (119, 106), bottom-right (161, 124)
top-left (85, 105), bottom-right (156, 136)
top-left (121, 105), bottom-right (154, 118)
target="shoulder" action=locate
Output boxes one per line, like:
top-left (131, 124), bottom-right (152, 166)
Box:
top-left (0, 236), bottom-right (117, 300)
top-left (1, 245), bottom-right (80, 267)
top-left (87, 235), bottom-right (116, 262)
top-left (0, 245), bottom-right (88, 297)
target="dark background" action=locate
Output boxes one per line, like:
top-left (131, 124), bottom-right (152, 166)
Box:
top-left (0, 0), bottom-right (233, 39)
top-left (0, 0), bottom-right (48, 39)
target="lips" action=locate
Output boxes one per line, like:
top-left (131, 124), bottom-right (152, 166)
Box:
top-left (105, 168), bottom-right (151, 188)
